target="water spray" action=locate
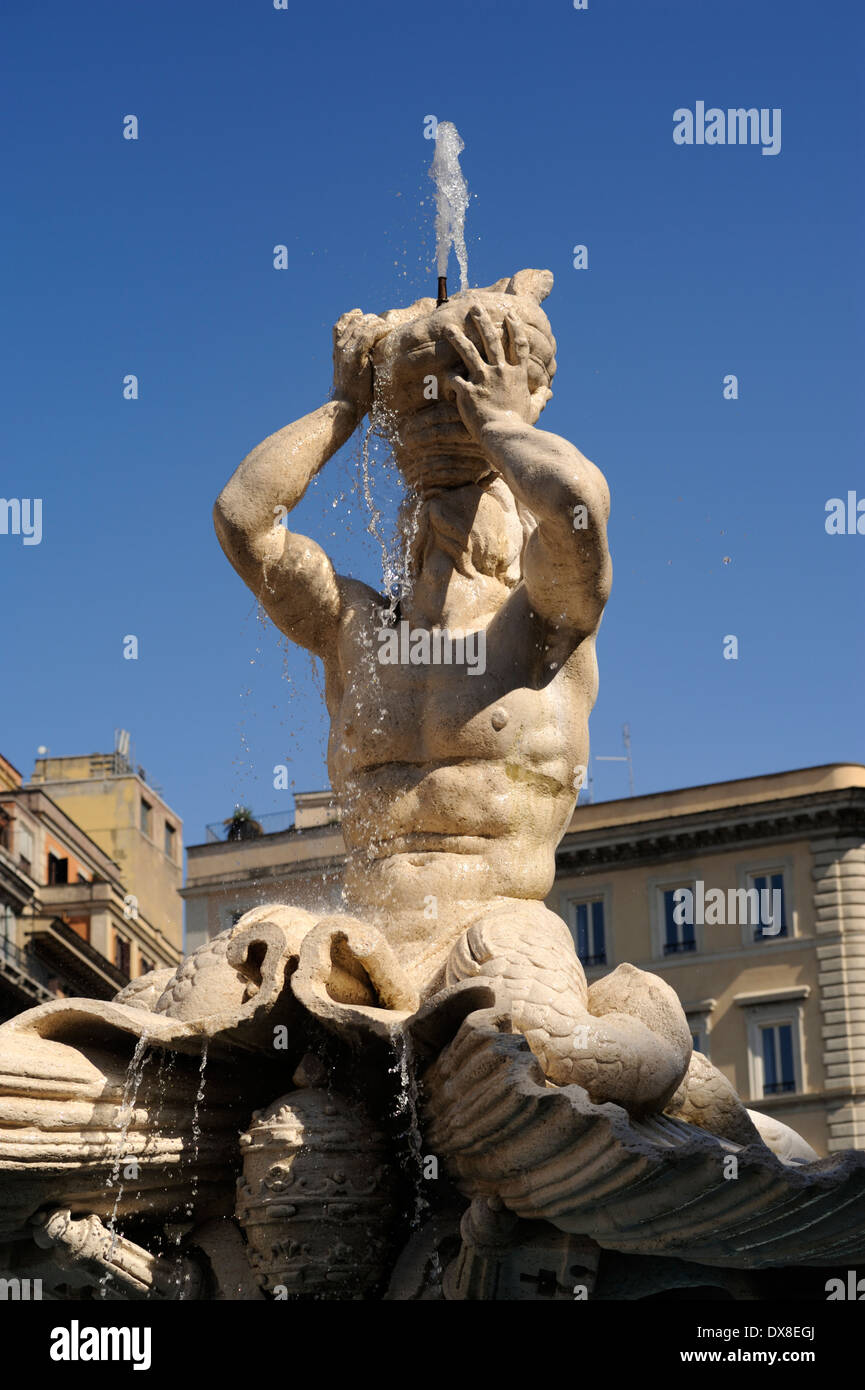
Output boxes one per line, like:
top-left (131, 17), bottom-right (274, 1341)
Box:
top-left (429, 121), bottom-right (469, 305)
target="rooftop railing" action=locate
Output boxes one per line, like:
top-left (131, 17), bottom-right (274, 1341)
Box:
top-left (205, 811), bottom-right (297, 843)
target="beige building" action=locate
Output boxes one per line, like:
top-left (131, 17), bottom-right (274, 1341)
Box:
top-left (0, 748), bottom-right (182, 1022)
top-left (183, 764), bottom-right (865, 1157)
top-left (30, 748), bottom-right (184, 969)
top-left (553, 763), bottom-right (865, 1157)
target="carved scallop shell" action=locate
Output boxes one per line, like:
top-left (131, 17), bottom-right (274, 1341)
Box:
top-left (423, 1001), bottom-right (865, 1268)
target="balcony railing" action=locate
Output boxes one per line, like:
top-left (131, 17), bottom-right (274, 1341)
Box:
top-left (205, 811), bottom-right (296, 843)
top-left (27, 917), bottom-right (128, 993)
top-left (664, 940), bottom-right (697, 955)
top-left (0, 935), bottom-right (56, 996)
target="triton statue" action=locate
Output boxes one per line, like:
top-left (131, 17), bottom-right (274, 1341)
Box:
top-left (212, 269), bottom-right (781, 1144)
top-left (1, 272), bottom-right (863, 1302)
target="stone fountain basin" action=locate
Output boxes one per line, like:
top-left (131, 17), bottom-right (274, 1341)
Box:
top-left (3, 915), bottom-right (865, 1273)
top-left (415, 984), bottom-right (865, 1269)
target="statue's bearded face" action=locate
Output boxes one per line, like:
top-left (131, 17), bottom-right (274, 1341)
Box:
top-left (370, 279), bottom-right (556, 495)
top-left (407, 478), bottom-right (533, 590)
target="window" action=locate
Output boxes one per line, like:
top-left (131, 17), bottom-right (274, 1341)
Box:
top-left (0, 903), bottom-right (14, 944)
top-left (140, 799), bottom-right (152, 837)
top-left (740, 990), bottom-right (807, 1101)
top-left (140, 957), bottom-right (154, 976)
top-left (760, 1023), bottom-right (796, 1095)
top-left (684, 1001), bottom-right (713, 1059)
top-left (114, 934), bottom-right (131, 976)
top-left (663, 887), bottom-right (696, 955)
top-left (749, 871), bottom-right (787, 939)
top-left (737, 860), bottom-right (794, 946)
top-left (567, 897), bottom-right (607, 967)
top-left (47, 852), bottom-right (68, 885)
top-left (18, 824), bottom-right (33, 874)
top-left (164, 822), bottom-right (176, 859)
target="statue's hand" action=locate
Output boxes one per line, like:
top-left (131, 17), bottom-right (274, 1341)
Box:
top-left (443, 306), bottom-right (540, 441)
top-left (332, 309), bottom-right (386, 423)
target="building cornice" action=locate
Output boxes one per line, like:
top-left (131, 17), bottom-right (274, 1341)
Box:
top-left (556, 788), bottom-right (865, 875)
top-left (179, 854), bottom-right (346, 898)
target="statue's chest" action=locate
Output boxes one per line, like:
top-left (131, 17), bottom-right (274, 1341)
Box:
top-left (328, 628), bottom-right (572, 768)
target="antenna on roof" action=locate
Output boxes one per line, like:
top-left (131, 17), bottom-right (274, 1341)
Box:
top-left (593, 723), bottom-right (635, 798)
top-left (114, 728), bottom-right (132, 774)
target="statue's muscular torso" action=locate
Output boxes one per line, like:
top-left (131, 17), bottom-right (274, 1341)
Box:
top-left (323, 579), bottom-right (599, 930)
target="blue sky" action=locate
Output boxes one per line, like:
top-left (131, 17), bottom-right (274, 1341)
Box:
top-left (1, 0), bottom-right (862, 854)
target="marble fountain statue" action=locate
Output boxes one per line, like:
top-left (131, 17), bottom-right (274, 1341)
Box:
top-left (2, 181), bottom-right (865, 1296)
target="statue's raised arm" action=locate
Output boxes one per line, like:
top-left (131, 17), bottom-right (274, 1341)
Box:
top-left (212, 310), bottom-right (387, 657)
top-left (441, 276), bottom-right (612, 648)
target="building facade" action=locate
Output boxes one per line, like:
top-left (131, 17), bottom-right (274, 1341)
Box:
top-left (183, 764), bottom-right (865, 1157)
top-left (554, 764), bottom-right (865, 1157)
top-left (0, 749), bottom-right (184, 1022)
top-left (30, 749), bottom-right (184, 965)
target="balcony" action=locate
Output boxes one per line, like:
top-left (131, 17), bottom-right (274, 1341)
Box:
top-left (39, 880), bottom-right (114, 914)
top-left (26, 916), bottom-right (128, 997)
top-left (0, 935), bottom-right (56, 1005)
top-left (0, 842), bottom-right (36, 907)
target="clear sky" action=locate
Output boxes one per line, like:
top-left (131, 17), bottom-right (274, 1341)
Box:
top-left (2, 0), bottom-right (862, 855)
